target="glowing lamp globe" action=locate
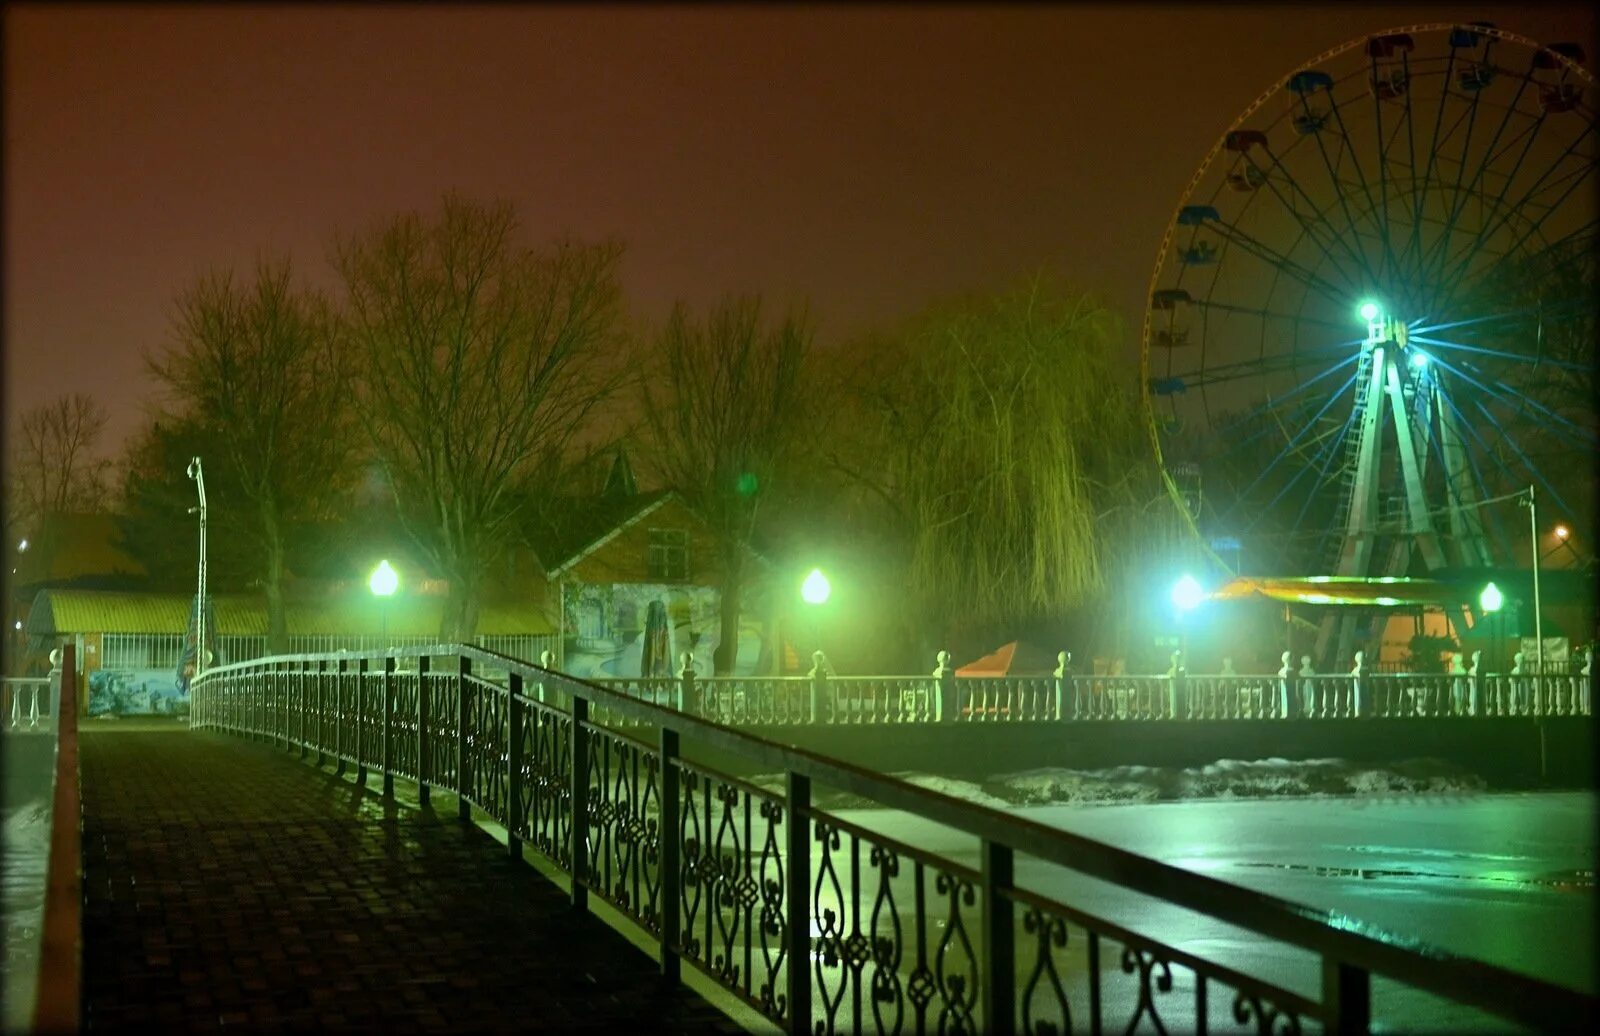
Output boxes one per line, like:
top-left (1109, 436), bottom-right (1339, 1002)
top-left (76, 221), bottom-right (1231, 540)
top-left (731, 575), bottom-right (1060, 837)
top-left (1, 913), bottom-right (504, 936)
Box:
top-left (1358, 300), bottom-right (1381, 322)
top-left (1479, 582), bottom-right (1504, 614)
top-left (801, 568), bottom-right (831, 605)
top-left (370, 559), bottom-right (399, 598)
top-left (1170, 574), bottom-right (1204, 612)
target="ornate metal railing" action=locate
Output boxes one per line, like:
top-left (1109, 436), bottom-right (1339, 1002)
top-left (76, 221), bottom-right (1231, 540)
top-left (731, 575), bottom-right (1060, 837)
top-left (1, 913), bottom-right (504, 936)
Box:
top-left (586, 654), bottom-right (1593, 725)
top-left (190, 645), bottom-right (1594, 1035)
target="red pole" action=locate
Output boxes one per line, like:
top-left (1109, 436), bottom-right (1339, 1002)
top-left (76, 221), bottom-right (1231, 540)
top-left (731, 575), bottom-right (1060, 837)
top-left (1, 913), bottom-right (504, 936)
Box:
top-left (34, 643), bottom-right (82, 1033)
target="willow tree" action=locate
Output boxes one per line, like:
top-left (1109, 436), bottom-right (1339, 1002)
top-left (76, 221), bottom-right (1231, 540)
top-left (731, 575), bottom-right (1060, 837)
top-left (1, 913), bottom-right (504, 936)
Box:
top-left (829, 273), bottom-right (1185, 662)
top-left (148, 258), bottom-right (355, 652)
top-left (335, 196), bottom-right (624, 641)
top-left (636, 296), bottom-right (812, 674)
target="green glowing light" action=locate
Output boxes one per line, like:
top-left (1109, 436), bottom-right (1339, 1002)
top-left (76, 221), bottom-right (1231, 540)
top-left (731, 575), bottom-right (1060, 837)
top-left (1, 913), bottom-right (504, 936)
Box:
top-left (370, 559), bottom-right (399, 597)
top-left (801, 568), bottom-right (831, 605)
top-left (1358, 300), bottom-right (1381, 322)
top-left (1479, 582), bottom-right (1504, 613)
top-left (1170, 574), bottom-right (1203, 611)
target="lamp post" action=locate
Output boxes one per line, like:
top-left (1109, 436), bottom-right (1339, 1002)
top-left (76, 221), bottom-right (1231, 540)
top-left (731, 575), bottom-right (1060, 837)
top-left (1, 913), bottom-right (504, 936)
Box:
top-left (1480, 581), bottom-right (1504, 673)
top-left (1170, 575), bottom-right (1203, 717)
top-left (186, 457), bottom-right (208, 682)
top-left (1518, 486), bottom-right (1544, 680)
top-left (370, 560), bottom-right (399, 649)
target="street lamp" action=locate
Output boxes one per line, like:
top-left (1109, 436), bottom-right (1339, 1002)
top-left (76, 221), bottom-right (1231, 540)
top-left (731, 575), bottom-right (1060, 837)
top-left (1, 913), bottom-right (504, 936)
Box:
top-left (1480, 582), bottom-right (1504, 673)
top-left (801, 568), bottom-right (831, 606)
top-left (370, 560), bottom-right (399, 649)
top-left (186, 457), bottom-right (208, 683)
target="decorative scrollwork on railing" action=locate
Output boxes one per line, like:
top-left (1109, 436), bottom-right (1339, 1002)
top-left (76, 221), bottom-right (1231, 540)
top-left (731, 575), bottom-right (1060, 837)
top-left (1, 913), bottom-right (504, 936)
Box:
top-left (756, 796), bottom-right (788, 1021)
top-left (1020, 907), bottom-right (1070, 1036)
top-left (1233, 990), bottom-right (1303, 1036)
top-left (867, 845), bottom-right (903, 1034)
top-left (391, 675), bottom-right (419, 781)
top-left (1120, 945), bottom-right (1176, 1034)
top-left (467, 679), bottom-right (507, 817)
top-left (933, 870), bottom-right (979, 1035)
top-left (523, 704), bottom-right (570, 870)
top-left (581, 728), bottom-right (660, 934)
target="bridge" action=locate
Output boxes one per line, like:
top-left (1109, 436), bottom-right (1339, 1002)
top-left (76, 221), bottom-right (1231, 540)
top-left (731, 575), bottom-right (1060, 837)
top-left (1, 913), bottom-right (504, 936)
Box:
top-left (14, 646), bottom-right (1597, 1033)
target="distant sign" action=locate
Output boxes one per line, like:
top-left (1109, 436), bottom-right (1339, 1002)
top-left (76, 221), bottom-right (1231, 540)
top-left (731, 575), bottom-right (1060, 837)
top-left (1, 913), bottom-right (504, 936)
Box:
top-left (1210, 536), bottom-right (1241, 552)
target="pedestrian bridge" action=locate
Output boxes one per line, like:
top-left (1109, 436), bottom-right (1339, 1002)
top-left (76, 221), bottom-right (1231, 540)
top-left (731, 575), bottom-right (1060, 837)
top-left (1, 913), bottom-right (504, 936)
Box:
top-left (18, 646), bottom-right (1598, 1033)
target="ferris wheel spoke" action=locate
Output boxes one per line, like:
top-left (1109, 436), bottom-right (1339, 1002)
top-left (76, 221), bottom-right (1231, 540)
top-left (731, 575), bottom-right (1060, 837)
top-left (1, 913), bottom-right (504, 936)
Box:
top-left (1444, 158), bottom-right (1599, 308)
top-left (1432, 354), bottom-right (1595, 445)
top-left (1222, 379), bottom-right (1355, 515)
top-left (1408, 334), bottom-right (1592, 373)
top-left (1202, 219), bottom-right (1355, 308)
top-left (1295, 88), bottom-right (1388, 286)
top-left (1412, 46), bottom-right (1538, 279)
top-left (1186, 353), bottom-right (1357, 421)
top-left (1242, 151), bottom-right (1372, 290)
top-left (1327, 89), bottom-right (1404, 284)
top-left (1280, 401), bottom-right (1362, 532)
top-left (1466, 397), bottom-right (1579, 517)
top-left (1411, 288), bottom-right (1595, 337)
top-left (1190, 298), bottom-right (1355, 334)
top-left (1432, 390), bottom-right (1522, 556)
top-left (1368, 51), bottom-right (1408, 284)
top-left (1403, 43), bottom-right (1466, 279)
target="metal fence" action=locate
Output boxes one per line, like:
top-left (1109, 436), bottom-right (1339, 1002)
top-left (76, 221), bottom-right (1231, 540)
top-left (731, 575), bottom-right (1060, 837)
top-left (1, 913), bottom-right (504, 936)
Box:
top-left (99, 632), bottom-right (557, 670)
top-left (190, 645), bottom-right (1596, 1035)
top-left (584, 655), bottom-right (1593, 726)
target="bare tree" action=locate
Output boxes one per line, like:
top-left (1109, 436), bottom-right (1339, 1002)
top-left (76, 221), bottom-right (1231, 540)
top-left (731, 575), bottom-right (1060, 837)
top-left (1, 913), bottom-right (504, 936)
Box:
top-left (6, 392), bottom-right (112, 531)
top-left (637, 296), bottom-right (812, 674)
top-left (335, 195), bottom-right (625, 641)
top-left (148, 257), bottom-right (356, 652)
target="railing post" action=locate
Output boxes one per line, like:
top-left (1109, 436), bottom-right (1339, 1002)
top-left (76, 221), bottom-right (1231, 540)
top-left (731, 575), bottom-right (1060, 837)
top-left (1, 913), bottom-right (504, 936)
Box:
top-left (334, 658), bottom-right (347, 776)
top-left (315, 660), bottom-right (326, 767)
top-left (382, 656), bottom-right (395, 799)
top-left (418, 654), bottom-right (432, 809)
top-left (355, 658), bottom-right (369, 787)
top-left (539, 650), bottom-right (555, 706)
top-left (935, 650), bottom-right (955, 723)
top-left (786, 771), bottom-right (812, 1036)
top-left (1170, 654), bottom-right (1187, 720)
top-left (1053, 651), bottom-right (1069, 720)
top-left (678, 655), bottom-right (694, 715)
top-left (458, 654), bottom-right (472, 821)
top-left (659, 726), bottom-right (681, 983)
top-left (1323, 959), bottom-right (1371, 1035)
top-left (507, 672), bottom-right (524, 859)
top-left (570, 692), bottom-right (589, 912)
top-left (809, 652), bottom-right (827, 724)
top-left (982, 840), bottom-right (1016, 1036)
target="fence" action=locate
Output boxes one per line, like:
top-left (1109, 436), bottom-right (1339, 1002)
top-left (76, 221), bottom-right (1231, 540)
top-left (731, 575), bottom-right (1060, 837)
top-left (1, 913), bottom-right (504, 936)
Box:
top-left (3, 677), bottom-right (54, 729)
top-left (584, 651), bottom-right (1594, 726)
top-left (99, 632), bottom-right (557, 670)
top-left (190, 645), bottom-right (1596, 1035)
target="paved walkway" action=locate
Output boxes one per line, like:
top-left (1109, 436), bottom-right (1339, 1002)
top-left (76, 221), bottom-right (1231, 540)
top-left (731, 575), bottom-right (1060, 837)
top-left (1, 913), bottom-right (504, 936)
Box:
top-left (80, 723), bottom-right (748, 1032)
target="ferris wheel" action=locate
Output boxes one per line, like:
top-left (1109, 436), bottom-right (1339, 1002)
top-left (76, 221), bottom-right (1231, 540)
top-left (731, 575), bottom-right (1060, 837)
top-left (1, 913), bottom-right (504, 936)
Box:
top-left (1141, 22), bottom-right (1597, 662)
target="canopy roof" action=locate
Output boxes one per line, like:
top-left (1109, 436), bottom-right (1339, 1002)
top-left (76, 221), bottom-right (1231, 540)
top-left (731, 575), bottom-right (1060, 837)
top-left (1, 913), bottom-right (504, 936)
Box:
top-left (957, 640), bottom-right (1065, 676)
top-left (1207, 577), bottom-right (1468, 608)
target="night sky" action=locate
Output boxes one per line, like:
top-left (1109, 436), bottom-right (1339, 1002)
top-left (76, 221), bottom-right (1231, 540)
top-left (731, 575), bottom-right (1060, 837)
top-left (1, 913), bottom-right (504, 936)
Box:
top-left (6, 3), bottom-right (1594, 454)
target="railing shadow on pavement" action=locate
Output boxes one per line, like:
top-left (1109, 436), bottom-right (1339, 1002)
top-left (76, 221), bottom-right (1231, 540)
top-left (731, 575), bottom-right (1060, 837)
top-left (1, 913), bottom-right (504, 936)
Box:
top-left (190, 645), bottom-right (1598, 1036)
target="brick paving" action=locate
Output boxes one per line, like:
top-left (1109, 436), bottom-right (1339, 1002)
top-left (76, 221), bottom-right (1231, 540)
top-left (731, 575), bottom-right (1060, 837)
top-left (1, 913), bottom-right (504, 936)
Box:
top-left (80, 725), bottom-right (749, 1032)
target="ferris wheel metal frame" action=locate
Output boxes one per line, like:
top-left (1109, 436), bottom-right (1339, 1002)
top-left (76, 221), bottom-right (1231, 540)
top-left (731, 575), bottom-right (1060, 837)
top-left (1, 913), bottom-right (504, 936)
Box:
top-left (1139, 22), bottom-right (1597, 668)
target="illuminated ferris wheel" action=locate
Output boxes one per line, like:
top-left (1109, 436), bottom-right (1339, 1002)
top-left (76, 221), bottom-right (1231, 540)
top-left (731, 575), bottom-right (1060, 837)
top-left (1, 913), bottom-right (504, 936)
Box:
top-left (1141, 22), bottom-right (1597, 662)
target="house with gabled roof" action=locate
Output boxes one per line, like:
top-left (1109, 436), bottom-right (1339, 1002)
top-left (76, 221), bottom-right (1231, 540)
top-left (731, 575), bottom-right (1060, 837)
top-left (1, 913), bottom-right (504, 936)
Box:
top-left (513, 450), bottom-right (778, 679)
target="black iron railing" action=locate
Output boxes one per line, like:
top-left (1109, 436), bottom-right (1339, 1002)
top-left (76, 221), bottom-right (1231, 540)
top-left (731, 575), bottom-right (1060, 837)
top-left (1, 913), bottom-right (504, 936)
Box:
top-left (191, 646), bottom-right (1596, 1035)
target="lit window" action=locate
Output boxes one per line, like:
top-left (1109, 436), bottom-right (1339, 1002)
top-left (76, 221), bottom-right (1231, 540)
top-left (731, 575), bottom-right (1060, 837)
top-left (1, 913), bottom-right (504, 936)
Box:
top-left (648, 529), bottom-right (688, 581)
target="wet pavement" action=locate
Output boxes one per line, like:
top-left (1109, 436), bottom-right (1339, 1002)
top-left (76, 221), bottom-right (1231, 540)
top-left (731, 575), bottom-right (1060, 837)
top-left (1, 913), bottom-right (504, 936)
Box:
top-left (80, 723), bottom-right (749, 1032)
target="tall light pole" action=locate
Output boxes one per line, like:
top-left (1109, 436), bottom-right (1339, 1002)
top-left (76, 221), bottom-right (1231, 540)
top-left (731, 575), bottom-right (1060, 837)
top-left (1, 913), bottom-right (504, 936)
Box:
top-left (1519, 485), bottom-right (1544, 676)
top-left (186, 457), bottom-right (208, 681)
top-left (1480, 582), bottom-right (1504, 673)
top-left (370, 560), bottom-right (399, 649)
top-left (800, 567), bottom-right (831, 664)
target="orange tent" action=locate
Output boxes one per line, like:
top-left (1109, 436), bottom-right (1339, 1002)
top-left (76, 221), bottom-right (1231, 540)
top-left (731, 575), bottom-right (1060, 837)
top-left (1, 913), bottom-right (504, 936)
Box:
top-left (956, 641), bottom-right (1064, 676)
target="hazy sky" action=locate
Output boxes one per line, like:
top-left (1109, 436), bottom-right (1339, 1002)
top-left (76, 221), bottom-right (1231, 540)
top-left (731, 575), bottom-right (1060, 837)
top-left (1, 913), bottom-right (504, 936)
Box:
top-left (6, 3), bottom-right (1594, 454)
